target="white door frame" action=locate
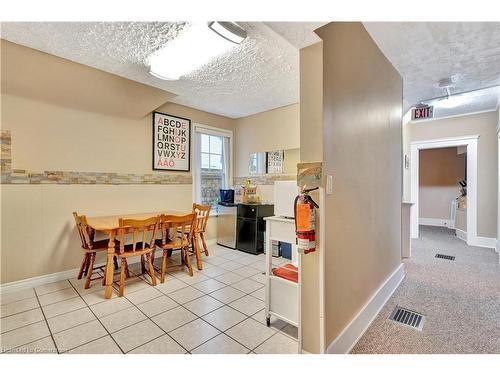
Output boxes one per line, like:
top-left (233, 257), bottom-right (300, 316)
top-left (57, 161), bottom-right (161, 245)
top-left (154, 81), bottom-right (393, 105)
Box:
top-left (410, 135), bottom-right (479, 246)
top-left (497, 122), bottom-right (500, 254)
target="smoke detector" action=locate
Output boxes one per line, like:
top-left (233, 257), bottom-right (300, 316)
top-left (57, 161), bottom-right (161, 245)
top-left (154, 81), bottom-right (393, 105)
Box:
top-left (438, 77), bottom-right (454, 89)
top-left (438, 77), bottom-right (454, 98)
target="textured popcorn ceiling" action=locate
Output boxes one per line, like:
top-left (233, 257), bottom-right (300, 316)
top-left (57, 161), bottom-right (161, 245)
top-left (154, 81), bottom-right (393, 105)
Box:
top-left (1, 22), bottom-right (299, 118)
top-left (268, 21), bottom-right (500, 117)
top-left (264, 22), bottom-right (326, 49)
top-left (363, 22), bottom-right (500, 115)
top-left (2, 22), bottom-right (499, 119)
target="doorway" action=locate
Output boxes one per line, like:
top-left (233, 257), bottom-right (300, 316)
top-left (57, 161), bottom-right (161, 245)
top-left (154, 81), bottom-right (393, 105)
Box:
top-left (410, 135), bottom-right (478, 246)
top-left (418, 146), bottom-right (467, 238)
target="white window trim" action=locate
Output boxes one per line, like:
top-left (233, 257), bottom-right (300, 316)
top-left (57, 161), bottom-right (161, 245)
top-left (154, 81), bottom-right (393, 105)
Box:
top-left (192, 123), bottom-right (233, 214)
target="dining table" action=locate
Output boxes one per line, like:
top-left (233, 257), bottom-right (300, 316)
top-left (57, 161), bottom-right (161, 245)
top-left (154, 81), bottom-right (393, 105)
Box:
top-left (86, 210), bottom-right (189, 299)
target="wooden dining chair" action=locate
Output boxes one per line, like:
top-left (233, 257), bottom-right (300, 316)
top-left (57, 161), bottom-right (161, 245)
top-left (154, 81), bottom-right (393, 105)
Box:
top-left (116, 216), bottom-right (159, 296)
top-left (73, 212), bottom-right (118, 289)
top-left (192, 203), bottom-right (211, 265)
top-left (155, 214), bottom-right (195, 283)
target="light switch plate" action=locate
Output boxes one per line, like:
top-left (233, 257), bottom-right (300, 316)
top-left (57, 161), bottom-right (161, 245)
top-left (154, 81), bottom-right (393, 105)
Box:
top-left (327, 175), bottom-right (333, 194)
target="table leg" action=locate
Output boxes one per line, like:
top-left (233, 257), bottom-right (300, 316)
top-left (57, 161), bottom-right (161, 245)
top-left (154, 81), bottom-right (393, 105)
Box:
top-left (104, 231), bottom-right (115, 299)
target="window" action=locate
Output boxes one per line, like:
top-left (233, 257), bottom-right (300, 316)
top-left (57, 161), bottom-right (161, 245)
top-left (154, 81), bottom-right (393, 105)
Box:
top-left (194, 127), bottom-right (231, 208)
top-left (201, 134), bottom-right (223, 170)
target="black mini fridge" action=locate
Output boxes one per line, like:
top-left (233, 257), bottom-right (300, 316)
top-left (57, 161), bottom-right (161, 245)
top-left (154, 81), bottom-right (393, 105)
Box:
top-left (236, 203), bottom-right (274, 254)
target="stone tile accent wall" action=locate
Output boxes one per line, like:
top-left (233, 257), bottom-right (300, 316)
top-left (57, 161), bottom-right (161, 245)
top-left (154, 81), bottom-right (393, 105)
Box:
top-left (1, 130), bottom-right (12, 177)
top-left (0, 130), bottom-right (192, 185)
top-left (233, 174), bottom-right (297, 187)
top-left (233, 174), bottom-right (297, 201)
top-left (297, 162), bottom-right (323, 189)
top-left (200, 169), bottom-right (223, 206)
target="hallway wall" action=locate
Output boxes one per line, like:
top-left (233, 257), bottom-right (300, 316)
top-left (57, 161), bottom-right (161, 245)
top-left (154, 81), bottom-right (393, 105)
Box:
top-left (316, 22), bottom-right (403, 350)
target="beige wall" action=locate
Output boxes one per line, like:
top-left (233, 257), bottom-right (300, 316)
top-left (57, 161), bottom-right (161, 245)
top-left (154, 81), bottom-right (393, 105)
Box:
top-left (419, 147), bottom-right (465, 220)
top-left (316, 22), bottom-right (402, 347)
top-left (233, 103), bottom-right (300, 202)
top-left (1, 94), bottom-right (234, 284)
top-left (408, 111), bottom-right (498, 238)
top-left (234, 104), bottom-right (300, 178)
top-left (299, 41), bottom-right (323, 353)
top-left (1, 184), bottom-right (192, 283)
top-left (1, 43), bottom-right (236, 283)
top-left (1, 39), bottom-right (175, 120)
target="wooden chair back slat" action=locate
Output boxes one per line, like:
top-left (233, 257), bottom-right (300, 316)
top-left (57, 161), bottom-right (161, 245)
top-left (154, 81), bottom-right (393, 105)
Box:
top-left (73, 212), bottom-right (94, 249)
top-left (118, 216), bottom-right (160, 254)
top-left (192, 203), bottom-right (211, 233)
top-left (159, 214), bottom-right (195, 247)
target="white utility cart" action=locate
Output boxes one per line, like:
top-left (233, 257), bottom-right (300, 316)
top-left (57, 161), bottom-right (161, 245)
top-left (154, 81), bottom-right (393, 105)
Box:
top-left (264, 215), bottom-right (301, 351)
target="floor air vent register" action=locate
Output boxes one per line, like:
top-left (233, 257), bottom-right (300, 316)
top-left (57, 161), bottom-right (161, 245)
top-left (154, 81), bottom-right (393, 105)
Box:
top-left (389, 306), bottom-right (425, 331)
top-left (435, 253), bottom-right (455, 261)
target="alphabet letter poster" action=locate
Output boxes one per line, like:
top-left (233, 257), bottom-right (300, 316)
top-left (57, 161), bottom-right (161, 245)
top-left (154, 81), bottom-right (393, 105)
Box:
top-left (152, 112), bottom-right (191, 171)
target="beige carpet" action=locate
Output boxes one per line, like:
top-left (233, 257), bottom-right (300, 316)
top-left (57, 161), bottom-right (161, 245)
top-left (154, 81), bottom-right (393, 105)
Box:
top-left (351, 225), bottom-right (500, 354)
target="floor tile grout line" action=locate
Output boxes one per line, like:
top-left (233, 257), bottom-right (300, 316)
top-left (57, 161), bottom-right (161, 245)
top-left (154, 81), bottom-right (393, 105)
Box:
top-left (119, 290), bottom-right (192, 354)
top-left (161, 278), bottom-right (284, 352)
top-left (5, 288), bottom-right (81, 312)
top-left (32, 288), bottom-right (59, 354)
top-left (2, 334), bottom-right (54, 354)
top-left (44, 311), bottom-right (98, 336)
top-left (42, 301), bottom-right (91, 320)
top-left (0, 294), bottom-right (38, 308)
top-left (68, 281), bottom-right (126, 354)
top-left (1, 314), bottom-right (46, 335)
top-left (252, 328), bottom-right (296, 353)
top-left (0, 305), bottom-right (42, 320)
top-left (111, 265), bottom-right (270, 353)
top-left (58, 333), bottom-right (115, 354)
top-left (3, 251), bottom-right (292, 354)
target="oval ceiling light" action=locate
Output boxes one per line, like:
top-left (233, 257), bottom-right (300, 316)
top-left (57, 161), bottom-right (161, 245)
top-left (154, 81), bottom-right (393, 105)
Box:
top-left (149, 22), bottom-right (246, 81)
top-left (208, 22), bottom-right (247, 44)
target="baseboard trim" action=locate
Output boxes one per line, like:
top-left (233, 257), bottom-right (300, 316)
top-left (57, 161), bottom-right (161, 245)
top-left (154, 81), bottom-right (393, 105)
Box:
top-left (469, 236), bottom-right (497, 249)
top-left (419, 217), bottom-right (452, 228)
top-left (326, 263), bottom-right (405, 354)
top-left (0, 268), bottom-right (81, 295)
top-left (456, 229), bottom-right (467, 242)
top-left (1, 241), bottom-right (219, 295)
top-left (0, 257), bottom-right (140, 295)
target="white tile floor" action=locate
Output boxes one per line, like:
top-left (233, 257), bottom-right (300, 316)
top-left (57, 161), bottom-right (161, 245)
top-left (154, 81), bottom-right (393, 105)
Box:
top-left (0, 245), bottom-right (298, 354)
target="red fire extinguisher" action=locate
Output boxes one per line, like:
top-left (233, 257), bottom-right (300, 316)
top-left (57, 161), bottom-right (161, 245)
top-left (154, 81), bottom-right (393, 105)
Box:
top-left (294, 187), bottom-right (319, 254)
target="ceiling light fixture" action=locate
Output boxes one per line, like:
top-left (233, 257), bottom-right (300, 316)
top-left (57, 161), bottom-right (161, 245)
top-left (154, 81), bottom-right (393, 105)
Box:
top-left (149, 22), bottom-right (246, 80)
top-left (208, 22), bottom-right (247, 44)
top-left (437, 94), bottom-right (468, 108)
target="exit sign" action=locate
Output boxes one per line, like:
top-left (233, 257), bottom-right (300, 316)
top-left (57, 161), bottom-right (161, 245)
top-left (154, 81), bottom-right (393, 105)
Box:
top-left (412, 106), bottom-right (433, 120)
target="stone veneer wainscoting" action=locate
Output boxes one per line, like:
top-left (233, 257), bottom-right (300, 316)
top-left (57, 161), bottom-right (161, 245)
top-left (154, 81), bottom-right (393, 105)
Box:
top-left (232, 175), bottom-right (297, 201)
top-left (0, 130), bottom-right (192, 185)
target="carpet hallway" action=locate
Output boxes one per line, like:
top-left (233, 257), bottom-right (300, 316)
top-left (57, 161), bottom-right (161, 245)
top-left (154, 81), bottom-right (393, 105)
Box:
top-left (351, 226), bottom-right (500, 354)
